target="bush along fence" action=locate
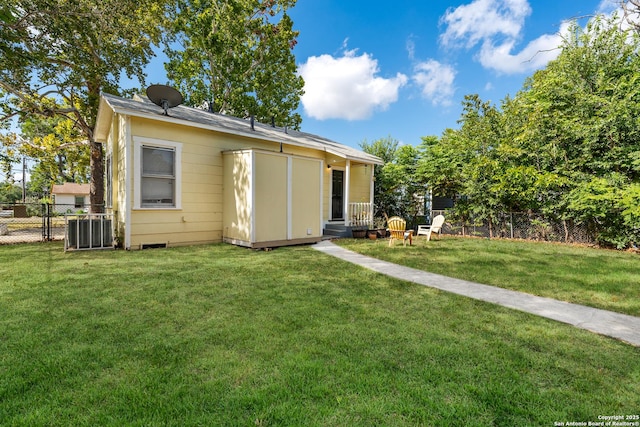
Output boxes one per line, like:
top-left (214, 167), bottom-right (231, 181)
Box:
top-left (0, 202), bottom-right (95, 245)
top-left (432, 210), bottom-right (598, 246)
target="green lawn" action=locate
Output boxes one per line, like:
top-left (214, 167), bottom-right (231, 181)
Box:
top-left (338, 236), bottom-right (640, 317)
top-left (0, 242), bottom-right (638, 426)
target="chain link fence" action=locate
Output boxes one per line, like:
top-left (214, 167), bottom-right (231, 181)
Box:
top-left (0, 202), bottom-right (88, 245)
top-left (432, 210), bottom-right (597, 245)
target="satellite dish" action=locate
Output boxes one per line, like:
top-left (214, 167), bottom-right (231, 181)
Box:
top-left (146, 85), bottom-right (183, 116)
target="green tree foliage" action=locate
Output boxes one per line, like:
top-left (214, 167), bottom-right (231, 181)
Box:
top-left (361, 136), bottom-right (428, 226)
top-left (8, 104), bottom-right (90, 185)
top-left (360, 136), bottom-right (399, 220)
top-left (418, 15), bottom-right (640, 247)
top-left (0, 182), bottom-right (22, 203)
top-left (165, 0), bottom-right (304, 128)
top-left (0, 0), bottom-right (170, 211)
top-left (0, 136), bottom-right (17, 184)
top-left (515, 16), bottom-right (640, 247)
top-left (416, 133), bottom-right (464, 202)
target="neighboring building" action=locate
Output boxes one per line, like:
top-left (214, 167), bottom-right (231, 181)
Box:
top-left (51, 183), bottom-right (90, 212)
top-left (94, 93), bottom-right (383, 250)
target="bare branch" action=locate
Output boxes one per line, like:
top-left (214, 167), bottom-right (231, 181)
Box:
top-left (521, 47), bottom-right (562, 65)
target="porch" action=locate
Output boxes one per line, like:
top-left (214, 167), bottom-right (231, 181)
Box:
top-left (323, 202), bottom-right (373, 237)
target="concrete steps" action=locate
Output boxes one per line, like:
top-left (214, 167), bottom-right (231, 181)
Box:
top-left (323, 223), bottom-right (351, 238)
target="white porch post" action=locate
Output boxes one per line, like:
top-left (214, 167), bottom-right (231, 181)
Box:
top-left (343, 159), bottom-right (351, 225)
top-left (370, 164), bottom-right (375, 225)
top-left (124, 115), bottom-right (132, 250)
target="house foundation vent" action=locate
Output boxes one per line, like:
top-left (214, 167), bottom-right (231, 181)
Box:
top-left (141, 243), bottom-right (168, 249)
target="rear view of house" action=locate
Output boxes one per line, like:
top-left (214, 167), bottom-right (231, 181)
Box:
top-left (94, 92), bottom-right (382, 250)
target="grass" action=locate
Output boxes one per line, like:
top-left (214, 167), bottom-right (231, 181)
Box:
top-left (337, 236), bottom-right (640, 317)
top-left (0, 242), bottom-right (639, 426)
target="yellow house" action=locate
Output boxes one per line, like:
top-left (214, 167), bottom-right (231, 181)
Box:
top-left (94, 93), bottom-right (383, 250)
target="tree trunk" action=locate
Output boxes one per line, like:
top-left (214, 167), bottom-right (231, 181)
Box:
top-left (89, 139), bottom-right (104, 213)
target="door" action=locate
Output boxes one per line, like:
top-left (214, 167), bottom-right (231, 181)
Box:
top-left (331, 169), bottom-right (344, 220)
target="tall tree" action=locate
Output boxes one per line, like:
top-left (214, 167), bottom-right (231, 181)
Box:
top-left (513, 16), bottom-right (640, 246)
top-left (425, 94), bottom-right (506, 236)
top-left (361, 136), bottom-right (428, 225)
top-left (165, 0), bottom-right (304, 128)
top-left (0, 0), bottom-right (170, 211)
top-left (360, 136), bottom-right (398, 220)
top-left (418, 15), bottom-right (640, 247)
top-left (3, 103), bottom-right (90, 186)
top-left (0, 182), bottom-right (22, 203)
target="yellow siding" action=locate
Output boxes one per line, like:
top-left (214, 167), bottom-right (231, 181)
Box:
top-left (291, 158), bottom-right (321, 239)
top-left (322, 165), bottom-right (332, 222)
top-left (254, 152), bottom-right (288, 242)
top-left (109, 114), bottom-right (373, 248)
top-left (321, 161), bottom-right (372, 224)
top-left (110, 114), bottom-right (127, 243)
top-left (128, 118), bottom-right (225, 247)
top-left (222, 151), bottom-right (251, 243)
top-left (349, 164), bottom-right (372, 203)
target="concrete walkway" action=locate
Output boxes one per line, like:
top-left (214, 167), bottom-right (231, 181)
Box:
top-left (313, 240), bottom-right (640, 347)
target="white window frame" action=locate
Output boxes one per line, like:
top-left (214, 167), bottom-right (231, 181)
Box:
top-left (133, 137), bottom-right (182, 210)
top-left (105, 152), bottom-right (113, 209)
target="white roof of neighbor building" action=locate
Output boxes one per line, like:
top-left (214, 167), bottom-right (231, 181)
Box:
top-left (51, 183), bottom-right (90, 195)
top-left (95, 93), bottom-right (383, 165)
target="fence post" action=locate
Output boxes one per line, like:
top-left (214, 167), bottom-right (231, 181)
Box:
top-left (41, 204), bottom-right (46, 241)
top-left (510, 212), bottom-right (514, 239)
top-left (47, 203), bottom-right (52, 241)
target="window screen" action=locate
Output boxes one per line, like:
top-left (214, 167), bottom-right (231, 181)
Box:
top-left (141, 146), bottom-right (175, 207)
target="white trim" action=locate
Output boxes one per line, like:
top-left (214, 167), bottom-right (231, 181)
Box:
top-left (124, 116), bottom-right (132, 250)
top-left (370, 165), bottom-right (375, 220)
top-left (250, 150), bottom-right (256, 244)
top-left (329, 167), bottom-right (346, 222)
top-left (287, 156), bottom-right (293, 240)
top-left (132, 136), bottom-right (182, 210)
top-left (344, 160), bottom-right (351, 224)
top-left (319, 161), bottom-right (324, 233)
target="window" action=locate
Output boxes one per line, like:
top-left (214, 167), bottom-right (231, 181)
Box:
top-left (74, 196), bottom-right (84, 209)
top-left (141, 146), bottom-right (175, 207)
top-left (134, 138), bottom-right (182, 209)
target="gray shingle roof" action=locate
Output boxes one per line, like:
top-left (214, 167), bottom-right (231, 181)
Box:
top-left (98, 93), bottom-right (383, 165)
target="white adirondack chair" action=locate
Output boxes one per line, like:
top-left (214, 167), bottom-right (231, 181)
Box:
top-left (417, 215), bottom-right (445, 241)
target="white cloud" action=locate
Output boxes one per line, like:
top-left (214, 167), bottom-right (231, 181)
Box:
top-left (478, 21), bottom-right (570, 73)
top-left (412, 60), bottom-right (456, 106)
top-left (596, 2), bottom-right (638, 32)
top-left (439, 0), bottom-right (573, 74)
top-left (298, 50), bottom-right (408, 121)
top-left (440, 0), bottom-right (531, 48)
top-left (597, 0), bottom-right (618, 14)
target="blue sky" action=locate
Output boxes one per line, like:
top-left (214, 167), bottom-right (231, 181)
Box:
top-left (277, 0), bottom-right (620, 149)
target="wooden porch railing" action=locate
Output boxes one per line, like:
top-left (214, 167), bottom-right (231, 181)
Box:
top-left (347, 202), bottom-right (373, 228)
